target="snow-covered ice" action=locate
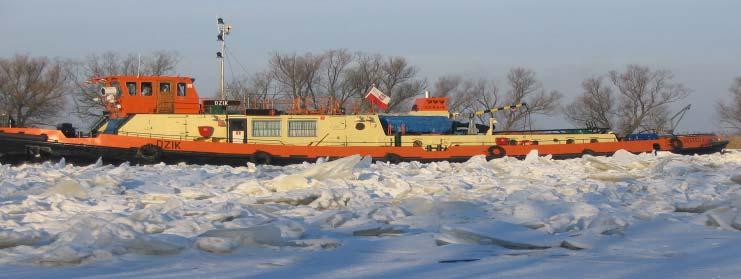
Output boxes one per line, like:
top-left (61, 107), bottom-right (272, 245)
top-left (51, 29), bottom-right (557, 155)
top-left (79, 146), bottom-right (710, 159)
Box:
top-left (2, 150), bottom-right (741, 278)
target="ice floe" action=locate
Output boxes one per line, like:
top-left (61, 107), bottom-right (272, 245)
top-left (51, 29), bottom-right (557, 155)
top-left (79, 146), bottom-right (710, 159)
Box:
top-left (1, 150), bottom-right (741, 278)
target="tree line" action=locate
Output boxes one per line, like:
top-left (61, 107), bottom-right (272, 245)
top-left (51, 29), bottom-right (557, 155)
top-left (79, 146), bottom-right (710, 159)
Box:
top-left (1, 50), bottom-right (740, 135)
top-left (0, 51), bottom-right (180, 126)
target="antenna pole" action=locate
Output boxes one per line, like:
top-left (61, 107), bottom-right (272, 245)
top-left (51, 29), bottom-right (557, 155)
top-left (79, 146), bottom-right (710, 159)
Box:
top-left (217, 17), bottom-right (231, 100)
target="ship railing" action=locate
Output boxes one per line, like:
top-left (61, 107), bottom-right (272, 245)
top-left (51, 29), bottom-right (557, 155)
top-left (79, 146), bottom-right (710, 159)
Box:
top-left (111, 131), bottom-right (619, 148)
top-left (203, 95), bottom-right (381, 116)
top-left (447, 136), bottom-right (618, 146)
top-left (492, 127), bottom-right (612, 134)
top-left (116, 131), bottom-right (223, 142)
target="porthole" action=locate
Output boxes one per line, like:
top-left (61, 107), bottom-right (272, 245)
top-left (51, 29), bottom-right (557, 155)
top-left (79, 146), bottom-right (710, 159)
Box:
top-left (355, 122), bottom-right (365, 130)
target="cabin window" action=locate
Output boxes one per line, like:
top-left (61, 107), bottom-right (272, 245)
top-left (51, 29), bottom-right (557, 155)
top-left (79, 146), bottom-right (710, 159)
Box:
top-left (160, 83), bottom-right (171, 94)
top-left (177, 83), bottom-right (186, 96)
top-left (126, 82), bottom-right (137, 96)
top-left (111, 82), bottom-right (122, 96)
top-left (142, 82), bottom-right (153, 96)
top-left (252, 120), bottom-right (281, 137)
top-left (288, 120), bottom-right (317, 137)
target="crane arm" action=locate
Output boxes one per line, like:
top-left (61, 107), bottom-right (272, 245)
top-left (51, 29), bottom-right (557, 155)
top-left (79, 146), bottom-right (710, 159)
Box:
top-left (669, 104), bottom-right (691, 133)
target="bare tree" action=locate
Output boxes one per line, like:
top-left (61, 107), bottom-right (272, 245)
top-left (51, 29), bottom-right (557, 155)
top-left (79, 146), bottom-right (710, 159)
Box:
top-left (342, 53), bottom-right (384, 110)
top-left (227, 70), bottom-right (275, 109)
top-left (72, 50), bottom-right (180, 120)
top-left (440, 69), bottom-right (560, 130)
top-left (226, 76), bottom-right (250, 108)
top-left (342, 54), bottom-right (424, 112)
top-left (564, 77), bottom-right (615, 128)
top-left (0, 54), bottom-right (73, 127)
top-left (433, 75), bottom-right (464, 110)
top-left (320, 49), bottom-right (353, 107)
top-left (144, 50), bottom-right (180, 76)
top-left (718, 77), bottom-right (741, 131)
top-left (432, 75), bottom-right (495, 119)
top-left (465, 79), bottom-right (500, 123)
top-left (609, 65), bottom-right (689, 134)
top-left (247, 70), bottom-right (275, 107)
top-left (269, 52), bottom-right (324, 108)
top-left (499, 68), bottom-right (562, 130)
top-left (379, 56), bottom-right (425, 112)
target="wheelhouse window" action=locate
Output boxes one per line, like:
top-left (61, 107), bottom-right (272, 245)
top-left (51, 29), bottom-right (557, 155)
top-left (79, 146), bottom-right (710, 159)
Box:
top-left (141, 82), bottom-right (153, 96)
top-left (160, 82), bottom-right (171, 94)
top-left (126, 82), bottom-right (137, 96)
top-left (252, 120), bottom-right (281, 137)
top-left (111, 82), bottom-right (122, 96)
top-left (177, 83), bottom-right (186, 96)
top-left (288, 120), bottom-right (317, 137)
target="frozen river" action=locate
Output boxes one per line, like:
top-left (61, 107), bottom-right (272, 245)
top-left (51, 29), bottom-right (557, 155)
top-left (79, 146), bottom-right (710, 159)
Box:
top-left (1, 150), bottom-right (741, 278)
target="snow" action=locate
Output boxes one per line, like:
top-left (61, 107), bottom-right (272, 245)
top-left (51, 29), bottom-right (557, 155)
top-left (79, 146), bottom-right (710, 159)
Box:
top-left (1, 150), bottom-right (741, 278)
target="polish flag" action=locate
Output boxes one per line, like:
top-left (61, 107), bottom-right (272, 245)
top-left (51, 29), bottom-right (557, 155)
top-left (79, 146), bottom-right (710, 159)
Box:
top-left (365, 86), bottom-right (390, 110)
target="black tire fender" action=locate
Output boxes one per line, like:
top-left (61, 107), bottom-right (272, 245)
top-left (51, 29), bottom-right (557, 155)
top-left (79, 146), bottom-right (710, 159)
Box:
top-left (383, 153), bottom-right (403, 164)
top-left (582, 149), bottom-right (596, 157)
top-left (670, 137), bottom-right (684, 150)
top-left (487, 145), bottom-right (506, 159)
top-left (137, 144), bottom-right (162, 163)
top-left (250, 151), bottom-right (273, 165)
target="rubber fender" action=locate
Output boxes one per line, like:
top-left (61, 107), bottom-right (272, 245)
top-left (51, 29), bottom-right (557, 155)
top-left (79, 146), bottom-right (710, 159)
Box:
top-left (137, 144), bottom-right (162, 163)
top-left (250, 151), bottom-right (273, 165)
top-left (383, 153), bottom-right (402, 164)
top-left (670, 137), bottom-right (684, 150)
top-left (581, 149), bottom-right (596, 157)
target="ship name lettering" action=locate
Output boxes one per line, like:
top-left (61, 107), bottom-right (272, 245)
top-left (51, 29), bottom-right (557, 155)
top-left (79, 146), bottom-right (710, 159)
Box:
top-left (156, 140), bottom-right (182, 150)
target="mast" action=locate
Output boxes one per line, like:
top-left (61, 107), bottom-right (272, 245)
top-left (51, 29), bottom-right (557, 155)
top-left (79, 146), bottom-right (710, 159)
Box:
top-left (217, 17), bottom-right (232, 100)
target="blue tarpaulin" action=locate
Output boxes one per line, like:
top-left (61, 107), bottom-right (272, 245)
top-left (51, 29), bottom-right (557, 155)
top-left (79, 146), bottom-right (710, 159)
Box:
top-left (103, 118), bottom-right (128, 134)
top-left (624, 133), bottom-right (659, 140)
top-left (379, 115), bottom-right (452, 134)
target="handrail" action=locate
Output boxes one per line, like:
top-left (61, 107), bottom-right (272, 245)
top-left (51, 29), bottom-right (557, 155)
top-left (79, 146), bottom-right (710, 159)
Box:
top-left (115, 130), bottom-right (618, 149)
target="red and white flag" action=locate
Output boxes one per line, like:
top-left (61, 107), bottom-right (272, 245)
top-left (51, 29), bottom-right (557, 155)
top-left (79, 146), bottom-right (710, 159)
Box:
top-left (365, 86), bottom-right (390, 110)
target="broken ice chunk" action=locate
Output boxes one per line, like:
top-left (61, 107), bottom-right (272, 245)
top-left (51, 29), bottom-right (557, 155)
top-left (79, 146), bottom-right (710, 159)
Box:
top-left (437, 221), bottom-right (558, 250)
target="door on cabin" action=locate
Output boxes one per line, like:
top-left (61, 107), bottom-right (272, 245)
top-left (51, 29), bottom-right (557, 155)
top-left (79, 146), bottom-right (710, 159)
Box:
top-left (228, 119), bottom-right (247, 143)
top-left (156, 82), bottom-right (175, 113)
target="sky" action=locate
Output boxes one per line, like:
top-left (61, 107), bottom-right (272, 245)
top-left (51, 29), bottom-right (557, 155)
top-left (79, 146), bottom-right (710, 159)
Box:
top-left (1, 0), bottom-right (739, 132)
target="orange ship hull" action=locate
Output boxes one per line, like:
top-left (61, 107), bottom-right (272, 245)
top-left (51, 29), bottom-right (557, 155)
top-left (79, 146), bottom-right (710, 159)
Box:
top-left (0, 127), bottom-right (729, 166)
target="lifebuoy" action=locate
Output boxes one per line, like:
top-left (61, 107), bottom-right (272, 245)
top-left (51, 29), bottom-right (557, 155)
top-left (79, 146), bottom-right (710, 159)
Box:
top-left (137, 144), bottom-right (162, 163)
top-left (383, 153), bottom-right (403, 164)
top-left (250, 151), bottom-right (273, 165)
top-left (487, 145), bottom-right (506, 159)
top-left (670, 137), bottom-right (684, 150)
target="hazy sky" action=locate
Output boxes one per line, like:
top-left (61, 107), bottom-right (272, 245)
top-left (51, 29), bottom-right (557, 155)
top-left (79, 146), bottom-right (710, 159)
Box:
top-left (1, 0), bottom-right (739, 131)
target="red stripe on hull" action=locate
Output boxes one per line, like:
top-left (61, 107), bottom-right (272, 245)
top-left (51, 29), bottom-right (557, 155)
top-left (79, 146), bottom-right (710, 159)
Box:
top-left (0, 128), bottom-right (727, 163)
